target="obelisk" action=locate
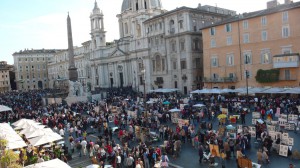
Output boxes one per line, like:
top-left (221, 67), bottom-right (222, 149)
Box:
top-left (67, 13), bottom-right (78, 82)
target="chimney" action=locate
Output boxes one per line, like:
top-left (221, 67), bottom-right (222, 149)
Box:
top-left (267, 0), bottom-right (280, 9)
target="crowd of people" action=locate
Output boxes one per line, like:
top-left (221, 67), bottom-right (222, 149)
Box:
top-left (0, 89), bottom-right (299, 168)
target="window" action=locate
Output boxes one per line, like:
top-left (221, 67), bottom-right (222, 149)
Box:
top-left (225, 24), bottom-right (232, 32)
top-left (152, 60), bottom-right (156, 72)
top-left (211, 57), bottom-right (218, 67)
top-left (261, 16), bottom-right (267, 26)
top-left (243, 52), bottom-right (252, 64)
top-left (210, 27), bottom-right (216, 36)
top-left (212, 73), bottom-right (219, 79)
top-left (162, 58), bottom-right (165, 71)
top-left (179, 20), bottom-right (183, 29)
top-left (229, 73), bottom-right (235, 78)
top-left (243, 20), bottom-right (248, 29)
top-left (195, 58), bottom-right (201, 68)
top-left (282, 26), bottom-right (290, 38)
top-left (282, 11), bottom-right (288, 22)
top-left (261, 31), bottom-right (268, 41)
top-left (173, 61), bottom-right (177, 70)
top-left (159, 22), bottom-right (162, 29)
top-left (180, 41), bottom-right (185, 51)
top-left (261, 49), bottom-right (271, 64)
top-left (124, 23), bottom-right (128, 34)
top-left (171, 42), bottom-right (176, 52)
top-left (243, 33), bottom-right (249, 43)
top-left (180, 60), bottom-right (187, 69)
top-left (226, 54), bottom-right (234, 66)
top-left (244, 70), bottom-right (252, 78)
top-left (226, 36), bottom-right (232, 45)
top-left (210, 39), bottom-right (216, 48)
top-left (193, 39), bottom-right (199, 50)
top-left (282, 47), bottom-right (291, 54)
top-left (285, 69), bottom-right (291, 80)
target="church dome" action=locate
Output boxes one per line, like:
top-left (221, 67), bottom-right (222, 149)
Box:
top-left (121, 0), bottom-right (162, 12)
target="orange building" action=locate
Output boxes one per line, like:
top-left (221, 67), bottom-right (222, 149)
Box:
top-left (201, 0), bottom-right (300, 89)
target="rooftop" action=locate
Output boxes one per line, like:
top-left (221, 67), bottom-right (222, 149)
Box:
top-left (13, 49), bottom-right (65, 55)
top-left (201, 1), bottom-right (300, 29)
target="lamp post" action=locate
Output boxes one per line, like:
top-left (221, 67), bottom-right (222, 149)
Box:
top-left (245, 57), bottom-right (249, 107)
top-left (141, 68), bottom-right (146, 118)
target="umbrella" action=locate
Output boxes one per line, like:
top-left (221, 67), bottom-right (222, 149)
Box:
top-left (217, 114), bottom-right (227, 119)
top-left (14, 122), bottom-right (41, 130)
top-left (226, 125), bottom-right (236, 130)
top-left (193, 104), bottom-right (206, 108)
top-left (28, 133), bottom-right (62, 146)
top-left (0, 105), bottom-right (12, 112)
top-left (146, 100), bottom-right (155, 104)
top-left (86, 165), bottom-right (101, 168)
top-left (169, 108), bottom-right (181, 112)
top-left (6, 140), bottom-right (27, 150)
top-left (163, 101), bottom-right (170, 105)
top-left (25, 128), bottom-right (53, 139)
top-left (257, 119), bottom-right (264, 124)
top-left (12, 119), bottom-right (37, 127)
top-left (19, 125), bottom-right (46, 135)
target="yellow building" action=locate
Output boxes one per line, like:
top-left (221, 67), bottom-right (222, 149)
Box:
top-left (0, 61), bottom-right (12, 92)
top-left (202, 0), bottom-right (300, 89)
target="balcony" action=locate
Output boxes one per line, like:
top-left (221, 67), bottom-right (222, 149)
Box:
top-left (279, 76), bottom-right (297, 81)
top-left (273, 53), bottom-right (299, 68)
top-left (273, 61), bottom-right (299, 68)
top-left (203, 77), bottom-right (238, 83)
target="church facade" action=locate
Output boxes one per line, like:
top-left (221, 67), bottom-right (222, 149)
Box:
top-left (49, 0), bottom-right (235, 94)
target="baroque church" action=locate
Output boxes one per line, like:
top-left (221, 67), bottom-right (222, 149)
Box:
top-left (48, 0), bottom-right (235, 95)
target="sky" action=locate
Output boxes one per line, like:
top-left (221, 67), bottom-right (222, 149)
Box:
top-left (0, 0), bottom-right (293, 65)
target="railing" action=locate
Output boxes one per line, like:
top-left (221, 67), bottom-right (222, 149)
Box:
top-left (203, 77), bottom-right (238, 83)
top-left (279, 76), bottom-right (297, 81)
top-left (273, 61), bottom-right (299, 68)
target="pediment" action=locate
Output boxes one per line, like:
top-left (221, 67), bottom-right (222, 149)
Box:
top-left (110, 47), bottom-right (129, 57)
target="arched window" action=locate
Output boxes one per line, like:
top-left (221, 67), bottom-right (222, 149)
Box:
top-left (136, 0), bottom-right (139, 10)
top-left (136, 24), bottom-right (141, 37)
top-left (124, 23), bottom-right (128, 34)
top-left (155, 55), bottom-right (161, 71)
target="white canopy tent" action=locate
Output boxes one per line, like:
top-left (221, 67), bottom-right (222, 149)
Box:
top-left (152, 88), bottom-right (179, 93)
top-left (0, 123), bottom-right (27, 149)
top-left (19, 125), bottom-right (46, 135)
top-left (279, 87), bottom-right (300, 94)
top-left (258, 87), bottom-right (287, 93)
top-left (25, 128), bottom-right (54, 139)
top-left (28, 133), bottom-right (63, 146)
top-left (24, 158), bottom-right (71, 168)
top-left (0, 105), bottom-right (12, 112)
top-left (190, 89), bottom-right (211, 94)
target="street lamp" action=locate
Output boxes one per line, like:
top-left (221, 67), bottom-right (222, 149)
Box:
top-left (245, 55), bottom-right (250, 107)
top-left (141, 68), bottom-right (146, 118)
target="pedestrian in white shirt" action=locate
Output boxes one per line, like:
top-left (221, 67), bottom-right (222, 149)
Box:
top-left (116, 153), bottom-right (122, 168)
top-left (81, 139), bottom-right (87, 156)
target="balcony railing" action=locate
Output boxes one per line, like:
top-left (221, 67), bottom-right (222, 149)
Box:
top-left (203, 77), bottom-right (238, 83)
top-left (273, 61), bottom-right (299, 68)
top-left (279, 76), bottom-right (297, 81)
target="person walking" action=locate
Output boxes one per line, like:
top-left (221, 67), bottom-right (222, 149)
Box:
top-left (198, 145), bottom-right (204, 164)
top-left (160, 153), bottom-right (169, 168)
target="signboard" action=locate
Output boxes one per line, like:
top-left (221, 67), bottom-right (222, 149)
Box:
top-left (127, 110), bottom-right (137, 118)
top-left (279, 144), bottom-right (289, 157)
top-left (221, 108), bottom-right (228, 115)
top-left (252, 112), bottom-right (261, 119)
top-left (177, 119), bottom-right (189, 128)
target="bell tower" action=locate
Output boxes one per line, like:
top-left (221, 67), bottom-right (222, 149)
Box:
top-left (90, 0), bottom-right (106, 49)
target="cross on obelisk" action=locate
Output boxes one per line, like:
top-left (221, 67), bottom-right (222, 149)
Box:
top-left (67, 13), bottom-right (78, 82)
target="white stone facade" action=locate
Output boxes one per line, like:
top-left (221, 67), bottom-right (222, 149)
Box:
top-left (47, 1), bottom-right (235, 94)
top-left (0, 61), bottom-right (12, 92)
